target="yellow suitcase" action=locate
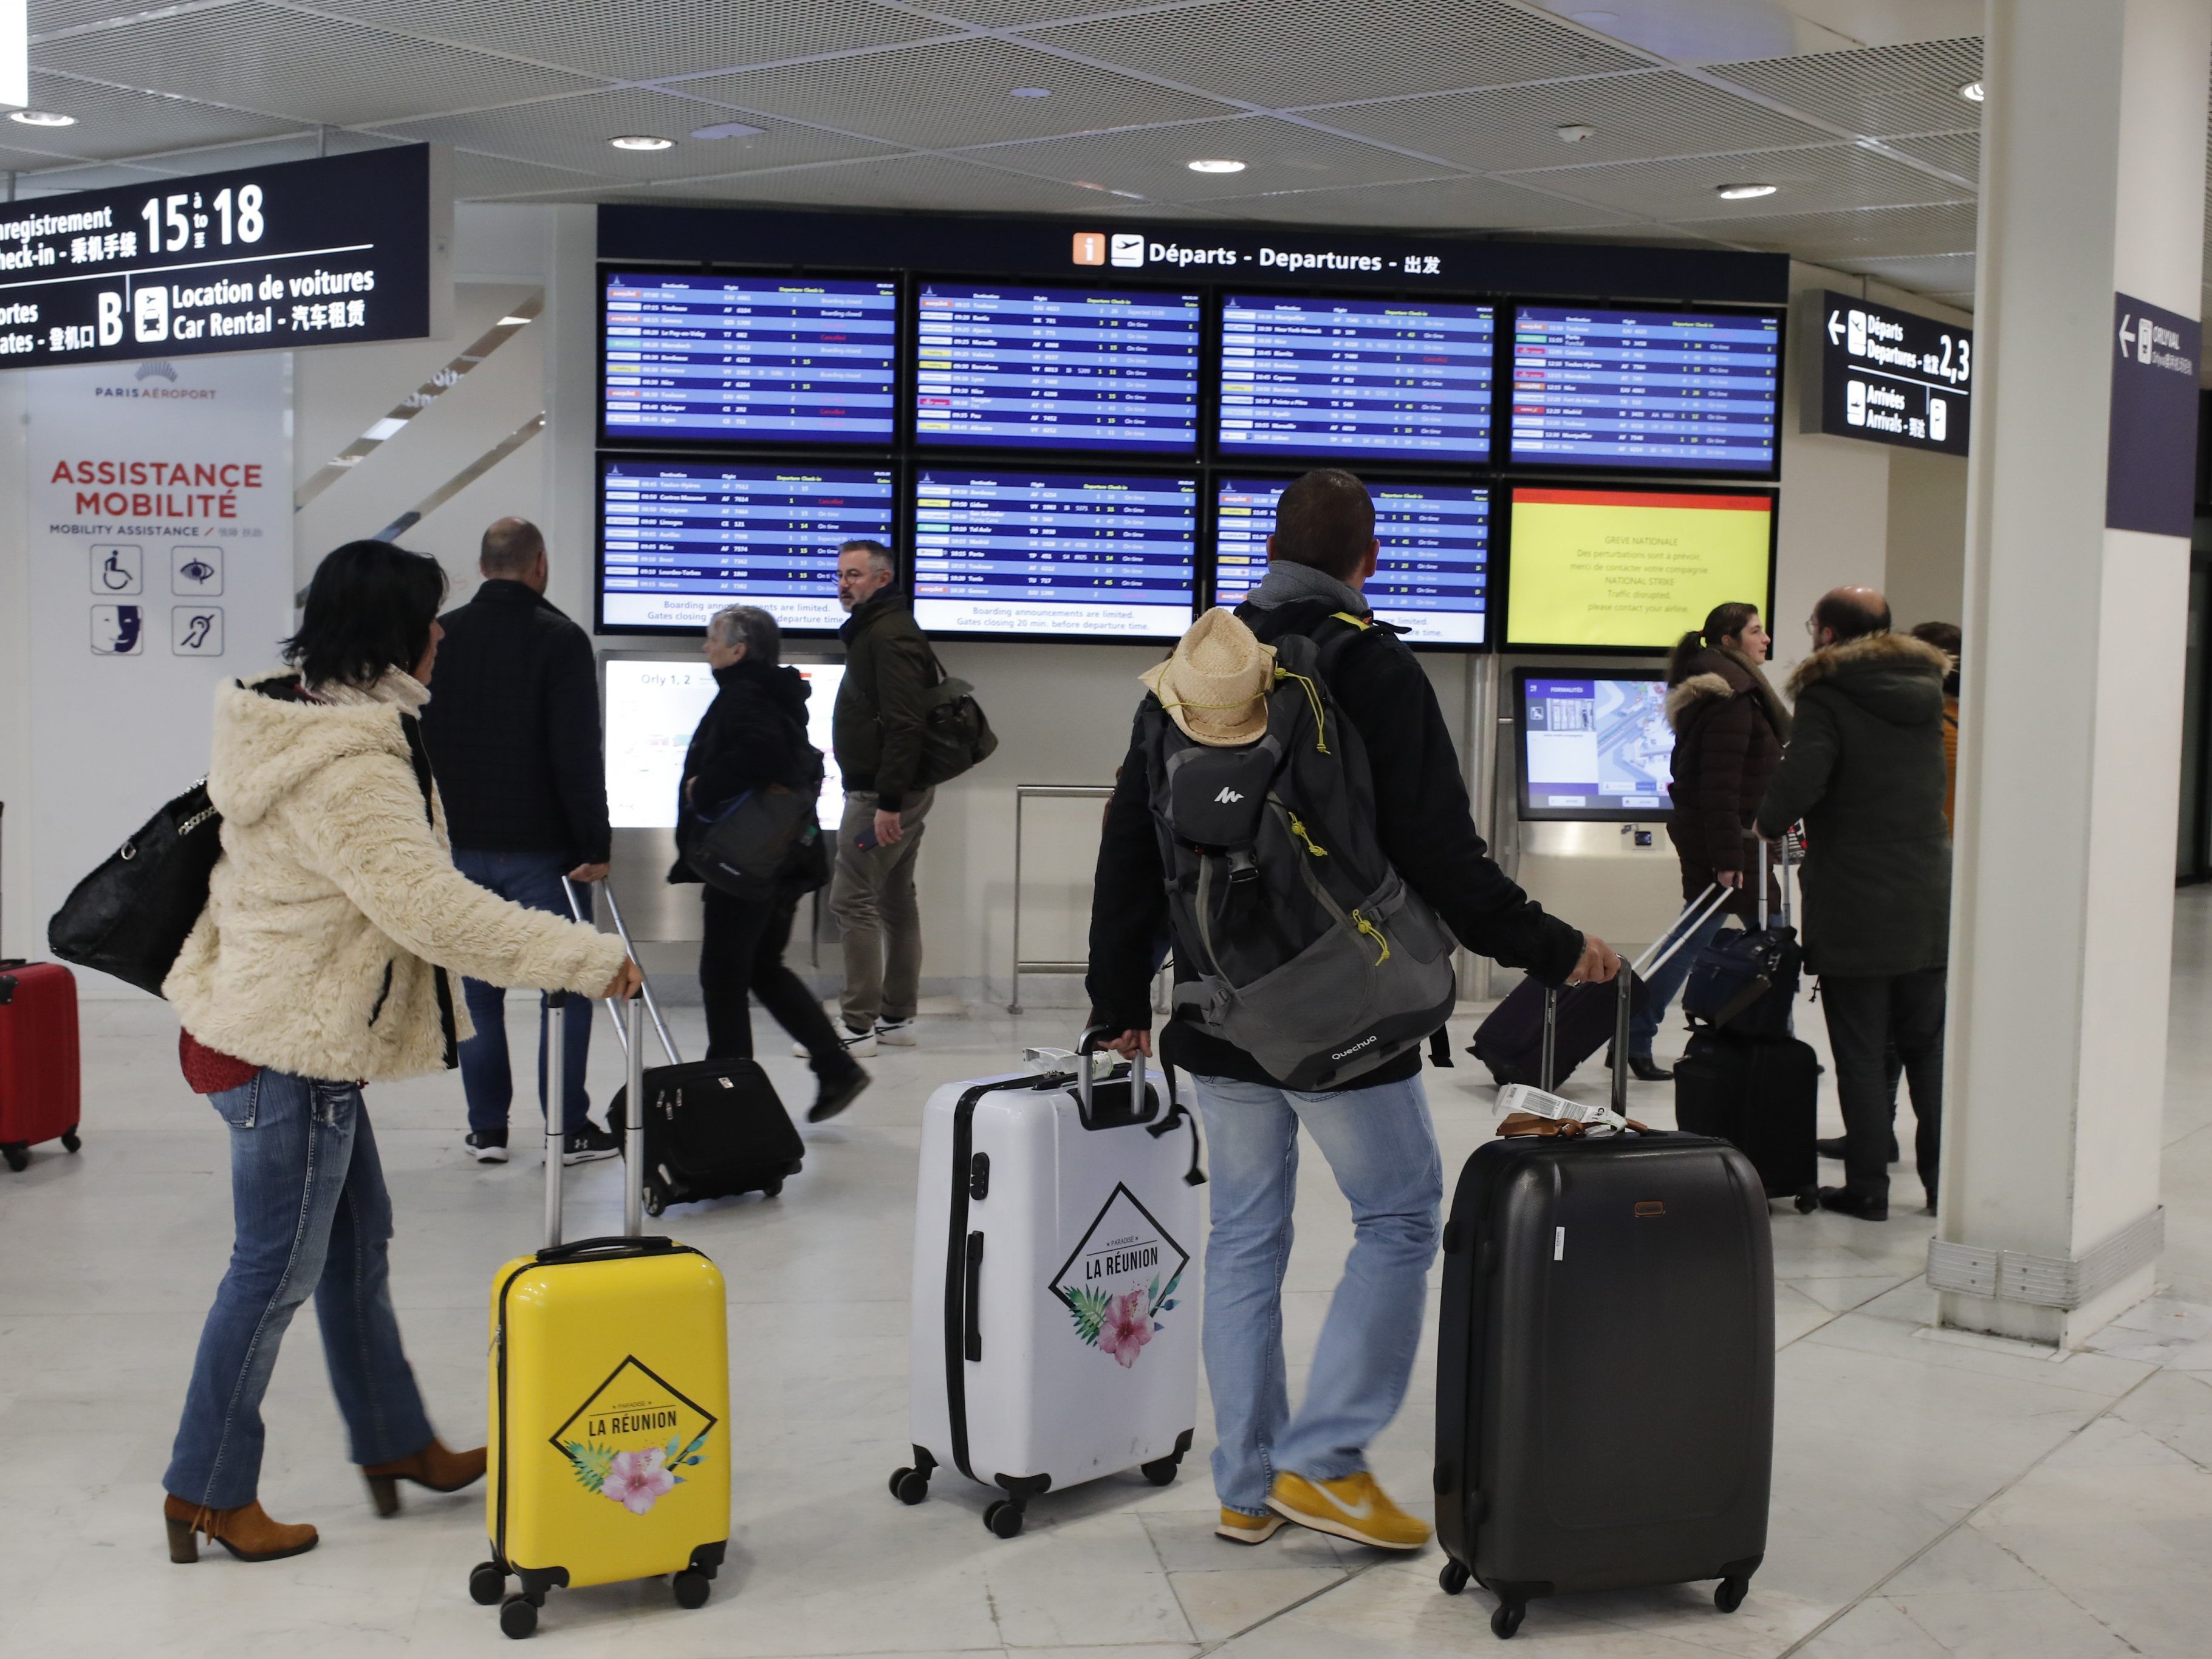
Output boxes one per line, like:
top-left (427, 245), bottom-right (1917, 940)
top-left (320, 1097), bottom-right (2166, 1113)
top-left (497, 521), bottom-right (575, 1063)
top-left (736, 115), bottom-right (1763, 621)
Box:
top-left (469, 992), bottom-right (730, 1639)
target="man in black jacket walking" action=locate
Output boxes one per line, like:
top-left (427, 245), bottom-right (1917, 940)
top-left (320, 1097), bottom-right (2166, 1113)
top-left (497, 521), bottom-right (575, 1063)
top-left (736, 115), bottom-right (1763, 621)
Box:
top-left (420, 518), bottom-right (618, 1165)
top-left (1087, 470), bottom-right (1617, 1553)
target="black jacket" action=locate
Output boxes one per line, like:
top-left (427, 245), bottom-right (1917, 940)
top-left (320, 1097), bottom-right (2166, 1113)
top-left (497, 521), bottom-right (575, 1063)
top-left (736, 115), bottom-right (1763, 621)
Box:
top-left (419, 581), bottom-right (609, 864)
top-left (1756, 632), bottom-right (1952, 977)
top-left (1665, 646), bottom-right (1790, 920)
top-left (1087, 598), bottom-right (1586, 1090)
top-left (834, 591), bottom-right (936, 812)
top-left (669, 657), bottom-right (817, 884)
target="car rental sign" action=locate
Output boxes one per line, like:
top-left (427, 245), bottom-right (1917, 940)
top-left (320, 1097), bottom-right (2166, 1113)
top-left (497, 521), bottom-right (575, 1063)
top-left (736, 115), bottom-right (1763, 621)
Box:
top-left (0, 145), bottom-right (450, 369)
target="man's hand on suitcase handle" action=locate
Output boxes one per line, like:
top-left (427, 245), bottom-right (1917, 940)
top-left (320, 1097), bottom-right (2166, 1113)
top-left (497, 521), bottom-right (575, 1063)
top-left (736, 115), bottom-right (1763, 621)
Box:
top-left (1716, 869), bottom-right (1744, 889)
top-left (1567, 936), bottom-right (1621, 987)
top-left (1101, 1028), bottom-right (1153, 1060)
top-left (601, 958), bottom-right (644, 1002)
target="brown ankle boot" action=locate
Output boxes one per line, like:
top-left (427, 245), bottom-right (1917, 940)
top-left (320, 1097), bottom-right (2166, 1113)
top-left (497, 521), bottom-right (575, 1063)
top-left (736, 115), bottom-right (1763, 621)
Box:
top-left (360, 1438), bottom-right (487, 1516)
top-left (163, 1494), bottom-right (318, 1563)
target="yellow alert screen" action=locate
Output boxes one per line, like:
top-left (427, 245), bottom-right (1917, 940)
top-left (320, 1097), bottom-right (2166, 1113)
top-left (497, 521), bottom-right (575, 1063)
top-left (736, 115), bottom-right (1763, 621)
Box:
top-left (1506, 487), bottom-right (1773, 649)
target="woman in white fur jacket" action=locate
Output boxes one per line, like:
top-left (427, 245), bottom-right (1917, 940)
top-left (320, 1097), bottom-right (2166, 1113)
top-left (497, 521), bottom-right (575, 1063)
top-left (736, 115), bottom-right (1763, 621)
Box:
top-left (160, 540), bottom-right (640, 1568)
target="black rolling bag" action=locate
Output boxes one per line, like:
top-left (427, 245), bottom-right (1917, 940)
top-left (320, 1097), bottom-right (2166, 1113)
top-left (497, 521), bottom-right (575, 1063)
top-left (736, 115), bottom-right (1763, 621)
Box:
top-left (1435, 973), bottom-right (1776, 1641)
top-left (1672, 843), bottom-right (1820, 1211)
top-left (568, 880), bottom-right (804, 1215)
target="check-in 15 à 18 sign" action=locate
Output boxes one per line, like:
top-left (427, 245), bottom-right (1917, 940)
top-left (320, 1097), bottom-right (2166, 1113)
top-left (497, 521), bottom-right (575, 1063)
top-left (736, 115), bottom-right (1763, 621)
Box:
top-left (1803, 290), bottom-right (1971, 458)
top-left (0, 145), bottom-right (450, 369)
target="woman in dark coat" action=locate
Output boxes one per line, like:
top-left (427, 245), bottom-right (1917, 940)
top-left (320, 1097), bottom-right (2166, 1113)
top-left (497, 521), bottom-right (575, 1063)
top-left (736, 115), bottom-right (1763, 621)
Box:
top-left (673, 604), bottom-right (870, 1123)
top-left (1625, 601), bottom-right (1790, 1076)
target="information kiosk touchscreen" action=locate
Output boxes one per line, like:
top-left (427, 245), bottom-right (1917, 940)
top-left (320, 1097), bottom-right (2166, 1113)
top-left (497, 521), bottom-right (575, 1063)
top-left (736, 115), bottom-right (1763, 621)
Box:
top-left (599, 459), bottom-right (894, 632)
top-left (1515, 669), bottom-right (1675, 822)
top-left (1214, 477), bottom-right (1492, 646)
top-left (911, 470), bottom-right (1197, 640)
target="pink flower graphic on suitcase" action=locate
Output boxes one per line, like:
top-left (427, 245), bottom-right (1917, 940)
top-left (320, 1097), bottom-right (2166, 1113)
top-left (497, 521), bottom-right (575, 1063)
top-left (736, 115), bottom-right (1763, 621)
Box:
top-left (1098, 1290), bottom-right (1153, 1367)
top-left (603, 1448), bottom-right (677, 1514)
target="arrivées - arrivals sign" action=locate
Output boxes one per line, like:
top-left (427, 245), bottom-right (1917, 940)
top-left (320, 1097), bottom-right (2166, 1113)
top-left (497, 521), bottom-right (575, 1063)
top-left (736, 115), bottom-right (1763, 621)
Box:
top-left (1804, 290), bottom-right (1971, 458)
top-left (0, 145), bottom-right (450, 369)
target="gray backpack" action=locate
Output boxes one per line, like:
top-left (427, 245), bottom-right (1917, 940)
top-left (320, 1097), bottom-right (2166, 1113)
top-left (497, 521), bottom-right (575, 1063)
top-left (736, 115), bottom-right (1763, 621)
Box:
top-left (1138, 628), bottom-right (1456, 1090)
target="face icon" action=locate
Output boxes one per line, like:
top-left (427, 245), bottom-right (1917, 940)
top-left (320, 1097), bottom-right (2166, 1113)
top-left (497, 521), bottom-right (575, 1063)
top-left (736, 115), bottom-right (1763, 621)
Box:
top-left (92, 604), bottom-right (143, 655)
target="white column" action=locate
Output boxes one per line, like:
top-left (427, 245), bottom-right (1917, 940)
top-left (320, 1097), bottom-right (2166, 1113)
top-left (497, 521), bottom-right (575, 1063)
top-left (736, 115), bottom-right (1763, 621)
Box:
top-left (1940, 0), bottom-right (2209, 1345)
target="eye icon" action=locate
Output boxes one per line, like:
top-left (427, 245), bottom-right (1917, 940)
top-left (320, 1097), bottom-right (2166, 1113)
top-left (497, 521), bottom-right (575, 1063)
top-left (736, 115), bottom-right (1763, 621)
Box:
top-left (179, 556), bottom-right (217, 584)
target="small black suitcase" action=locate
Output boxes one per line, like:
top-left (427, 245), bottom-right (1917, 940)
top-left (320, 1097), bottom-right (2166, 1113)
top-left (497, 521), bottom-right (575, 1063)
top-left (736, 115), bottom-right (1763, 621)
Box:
top-left (571, 880), bottom-right (806, 1215)
top-left (1673, 1030), bottom-right (1820, 1212)
top-left (1436, 978), bottom-right (1775, 1641)
top-left (1468, 973), bottom-right (1647, 1087)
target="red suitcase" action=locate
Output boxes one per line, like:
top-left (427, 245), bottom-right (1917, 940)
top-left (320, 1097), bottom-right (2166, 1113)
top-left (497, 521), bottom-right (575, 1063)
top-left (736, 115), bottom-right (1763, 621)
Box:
top-left (0, 960), bottom-right (82, 1171)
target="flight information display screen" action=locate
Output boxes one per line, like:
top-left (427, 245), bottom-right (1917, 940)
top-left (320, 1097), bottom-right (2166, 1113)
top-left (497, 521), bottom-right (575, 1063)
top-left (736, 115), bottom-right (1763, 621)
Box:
top-left (599, 460), bottom-right (894, 631)
top-left (1213, 478), bottom-right (1493, 645)
top-left (914, 284), bottom-right (1200, 453)
top-left (1217, 295), bottom-right (1495, 461)
top-left (1516, 671), bottom-right (1675, 821)
top-left (601, 273), bottom-right (898, 442)
top-left (1509, 306), bottom-right (1781, 474)
top-left (911, 470), bottom-right (1198, 639)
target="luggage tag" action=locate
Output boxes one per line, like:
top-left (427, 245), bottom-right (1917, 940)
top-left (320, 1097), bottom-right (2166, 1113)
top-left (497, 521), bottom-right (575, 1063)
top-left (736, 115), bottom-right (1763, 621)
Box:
top-left (1494, 1083), bottom-right (1644, 1137)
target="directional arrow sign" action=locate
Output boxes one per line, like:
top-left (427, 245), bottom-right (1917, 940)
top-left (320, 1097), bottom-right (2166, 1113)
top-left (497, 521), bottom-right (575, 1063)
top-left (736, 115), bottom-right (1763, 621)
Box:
top-left (1827, 309), bottom-right (1846, 345)
top-left (2118, 314), bottom-right (2135, 355)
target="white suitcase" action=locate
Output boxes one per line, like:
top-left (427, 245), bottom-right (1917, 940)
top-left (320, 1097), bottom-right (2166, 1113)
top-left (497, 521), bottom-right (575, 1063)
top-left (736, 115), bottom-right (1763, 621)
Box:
top-left (892, 1036), bottom-right (1205, 1537)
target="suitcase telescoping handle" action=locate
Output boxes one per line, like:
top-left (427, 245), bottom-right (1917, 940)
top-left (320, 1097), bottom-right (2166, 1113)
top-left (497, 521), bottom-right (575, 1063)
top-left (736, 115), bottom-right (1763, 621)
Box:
top-left (561, 877), bottom-right (683, 1068)
top-left (540, 988), bottom-right (651, 1251)
top-left (1075, 1024), bottom-right (1148, 1123)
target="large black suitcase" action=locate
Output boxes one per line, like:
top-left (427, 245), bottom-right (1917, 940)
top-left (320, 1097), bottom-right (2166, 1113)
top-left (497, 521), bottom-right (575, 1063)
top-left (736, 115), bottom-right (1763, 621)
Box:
top-left (1436, 979), bottom-right (1775, 1641)
top-left (1674, 1030), bottom-right (1820, 1212)
top-left (570, 880), bottom-right (806, 1215)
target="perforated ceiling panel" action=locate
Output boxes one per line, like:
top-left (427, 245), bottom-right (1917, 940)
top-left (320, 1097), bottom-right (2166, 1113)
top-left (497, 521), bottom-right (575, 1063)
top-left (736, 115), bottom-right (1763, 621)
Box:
top-left (0, 71), bottom-right (305, 161)
top-left (306, 0), bottom-right (959, 84)
top-left (899, 0), bottom-right (1199, 24)
top-left (374, 89), bottom-right (896, 180)
top-left (973, 114), bottom-right (1444, 200)
top-left (1827, 252), bottom-right (1977, 296)
top-left (36, 5), bottom-right (600, 125)
top-left (1705, 37), bottom-right (1984, 139)
top-left (1206, 172), bottom-right (1632, 232)
top-left (1028, 0), bottom-right (1651, 108)
top-left (1510, 143), bottom-right (1970, 222)
top-left (614, 151), bottom-right (1173, 219)
top-left (1325, 70), bottom-right (1832, 174)
top-left (680, 36), bottom-right (1236, 149)
top-left (1885, 130), bottom-right (1977, 181)
top-left (1694, 201), bottom-right (1979, 261)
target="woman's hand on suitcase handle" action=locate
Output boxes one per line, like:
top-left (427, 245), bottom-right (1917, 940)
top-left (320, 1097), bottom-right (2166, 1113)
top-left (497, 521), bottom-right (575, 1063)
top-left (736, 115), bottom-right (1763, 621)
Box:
top-left (1567, 936), bottom-right (1622, 987)
top-left (1101, 1028), bottom-right (1153, 1060)
top-left (1716, 869), bottom-right (1744, 889)
top-left (601, 957), bottom-right (644, 1002)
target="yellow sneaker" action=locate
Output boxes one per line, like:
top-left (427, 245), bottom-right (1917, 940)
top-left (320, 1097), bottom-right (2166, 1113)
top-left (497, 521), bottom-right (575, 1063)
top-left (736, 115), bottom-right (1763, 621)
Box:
top-left (1266, 1471), bottom-right (1431, 1551)
top-left (1215, 1507), bottom-right (1284, 1545)
top-left (1221, 1513), bottom-right (1292, 1557)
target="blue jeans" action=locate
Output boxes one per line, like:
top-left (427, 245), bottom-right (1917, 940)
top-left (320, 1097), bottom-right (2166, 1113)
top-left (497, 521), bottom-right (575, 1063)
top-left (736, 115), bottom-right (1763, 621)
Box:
top-left (452, 849), bottom-right (592, 1135)
top-left (1193, 1072), bottom-right (1443, 1515)
top-left (1629, 904), bottom-right (1733, 1058)
top-left (166, 1071), bottom-right (433, 1509)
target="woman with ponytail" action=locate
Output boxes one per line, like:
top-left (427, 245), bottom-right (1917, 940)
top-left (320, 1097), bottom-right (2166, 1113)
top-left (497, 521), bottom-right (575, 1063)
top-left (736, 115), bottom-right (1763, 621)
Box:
top-left (1620, 601), bottom-right (1790, 1077)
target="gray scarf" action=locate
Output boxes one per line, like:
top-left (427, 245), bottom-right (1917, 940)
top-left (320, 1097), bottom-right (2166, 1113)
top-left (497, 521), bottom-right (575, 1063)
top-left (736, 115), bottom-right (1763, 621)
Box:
top-left (1244, 559), bottom-right (1369, 615)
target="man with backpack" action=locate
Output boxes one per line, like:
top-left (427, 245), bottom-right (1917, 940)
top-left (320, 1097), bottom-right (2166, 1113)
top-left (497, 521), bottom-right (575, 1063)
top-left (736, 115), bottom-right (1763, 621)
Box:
top-left (1086, 468), bottom-right (1617, 1554)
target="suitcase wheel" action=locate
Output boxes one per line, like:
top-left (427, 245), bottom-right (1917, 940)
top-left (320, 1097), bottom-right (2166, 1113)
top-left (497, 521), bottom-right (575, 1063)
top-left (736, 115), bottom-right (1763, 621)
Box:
top-left (644, 1192), bottom-right (665, 1218)
top-left (1793, 1188), bottom-right (1819, 1214)
top-left (982, 1499), bottom-right (1024, 1539)
top-left (1490, 1599), bottom-right (1525, 1640)
top-left (468, 1562), bottom-right (506, 1606)
top-left (498, 1595), bottom-right (538, 1639)
top-left (1439, 1559), bottom-right (1470, 1597)
top-left (889, 1465), bottom-right (930, 1505)
top-left (761, 1179), bottom-right (784, 1199)
top-left (62, 1127), bottom-right (80, 1154)
top-left (1, 1144), bottom-right (27, 1173)
top-left (1714, 1575), bottom-right (1749, 1615)
top-left (1139, 1454), bottom-right (1180, 1488)
top-left (673, 1570), bottom-right (711, 1610)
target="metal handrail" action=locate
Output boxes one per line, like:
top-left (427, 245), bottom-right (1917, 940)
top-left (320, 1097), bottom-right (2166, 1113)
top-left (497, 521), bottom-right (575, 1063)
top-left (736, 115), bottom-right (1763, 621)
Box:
top-left (1007, 783), bottom-right (1114, 1015)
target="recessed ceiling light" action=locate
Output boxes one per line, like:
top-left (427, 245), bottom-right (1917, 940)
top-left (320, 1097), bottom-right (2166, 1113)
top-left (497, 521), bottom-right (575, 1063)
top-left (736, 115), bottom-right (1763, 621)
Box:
top-left (609, 134), bottom-right (674, 151)
top-left (1010, 87), bottom-right (1052, 98)
top-left (690, 121), bottom-right (762, 141)
top-left (1715, 182), bottom-right (1778, 200)
top-left (1556, 123), bottom-right (1595, 143)
top-left (9, 110), bottom-right (77, 128)
top-left (496, 315), bottom-right (532, 327)
top-left (1958, 80), bottom-right (1985, 103)
top-left (1187, 158), bottom-right (1245, 174)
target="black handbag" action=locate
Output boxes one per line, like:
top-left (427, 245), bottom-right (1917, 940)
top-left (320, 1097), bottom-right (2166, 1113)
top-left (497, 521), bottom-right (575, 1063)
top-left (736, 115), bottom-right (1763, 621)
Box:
top-left (47, 780), bottom-right (224, 996)
top-left (913, 669), bottom-right (998, 791)
top-left (687, 787), bottom-right (824, 901)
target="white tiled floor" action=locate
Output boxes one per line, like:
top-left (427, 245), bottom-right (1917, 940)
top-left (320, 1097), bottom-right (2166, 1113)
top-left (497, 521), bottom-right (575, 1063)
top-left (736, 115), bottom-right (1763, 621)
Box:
top-left (4, 895), bottom-right (2211, 1657)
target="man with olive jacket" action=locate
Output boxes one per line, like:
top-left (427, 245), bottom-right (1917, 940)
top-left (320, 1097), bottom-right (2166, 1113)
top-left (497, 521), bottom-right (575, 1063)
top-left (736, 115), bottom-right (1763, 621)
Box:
top-left (1757, 586), bottom-right (1951, 1221)
top-left (829, 539), bottom-right (936, 1054)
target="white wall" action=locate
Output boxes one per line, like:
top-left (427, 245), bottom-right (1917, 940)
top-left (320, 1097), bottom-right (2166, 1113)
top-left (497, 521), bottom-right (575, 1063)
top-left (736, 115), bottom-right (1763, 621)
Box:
top-left (1886, 446), bottom-right (1971, 631)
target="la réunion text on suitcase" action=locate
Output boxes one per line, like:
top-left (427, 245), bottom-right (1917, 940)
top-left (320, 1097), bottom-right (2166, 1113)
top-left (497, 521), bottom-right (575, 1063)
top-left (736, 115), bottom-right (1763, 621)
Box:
top-left (1436, 976), bottom-right (1776, 1641)
top-left (894, 1030), bottom-right (1205, 1539)
top-left (476, 993), bottom-right (730, 1640)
